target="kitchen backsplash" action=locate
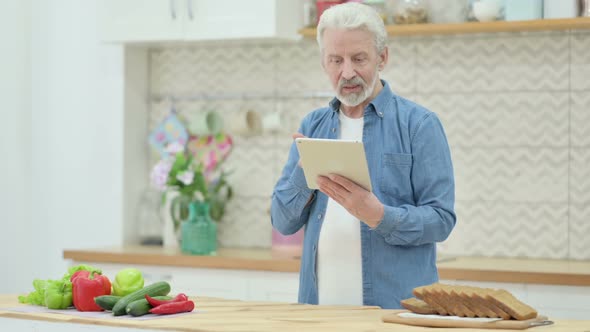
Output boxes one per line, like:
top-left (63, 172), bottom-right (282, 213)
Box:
top-left (149, 30), bottom-right (590, 260)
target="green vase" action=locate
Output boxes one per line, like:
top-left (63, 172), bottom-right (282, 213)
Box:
top-left (181, 201), bottom-right (217, 255)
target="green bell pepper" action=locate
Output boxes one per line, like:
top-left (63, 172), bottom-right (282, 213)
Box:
top-left (44, 279), bottom-right (73, 309)
top-left (112, 268), bottom-right (144, 297)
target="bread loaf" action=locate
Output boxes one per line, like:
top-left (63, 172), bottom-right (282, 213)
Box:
top-left (404, 283), bottom-right (538, 320)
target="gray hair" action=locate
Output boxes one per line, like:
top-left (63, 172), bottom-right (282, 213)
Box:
top-left (316, 2), bottom-right (387, 54)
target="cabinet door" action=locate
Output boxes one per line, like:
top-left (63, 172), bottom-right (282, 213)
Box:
top-left (184, 0), bottom-right (299, 40)
top-left (99, 0), bottom-right (184, 42)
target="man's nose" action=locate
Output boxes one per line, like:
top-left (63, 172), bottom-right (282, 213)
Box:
top-left (341, 60), bottom-right (356, 80)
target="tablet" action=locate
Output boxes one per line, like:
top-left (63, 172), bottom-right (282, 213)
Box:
top-left (295, 138), bottom-right (372, 192)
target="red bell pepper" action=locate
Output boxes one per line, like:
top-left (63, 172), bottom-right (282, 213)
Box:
top-left (149, 300), bottom-right (194, 315)
top-left (145, 293), bottom-right (188, 307)
top-left (71, 271), bottom-right (111, 311)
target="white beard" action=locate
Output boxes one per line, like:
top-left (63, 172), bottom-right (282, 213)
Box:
top-left (336, 73), bottom-right (379, 107)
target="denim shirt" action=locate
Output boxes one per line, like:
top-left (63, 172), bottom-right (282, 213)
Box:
top-left (270, 80), bottom-right (456, 309)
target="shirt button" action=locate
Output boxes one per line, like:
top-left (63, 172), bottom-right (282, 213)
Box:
top-left (379, 112), bottom-right (383, 117)
top-left (331, 128), bottom-right (336, 133)
top-left (317, 214), bottom-right (322, 220)
top-left (313, 245), bottom-right (317, 251)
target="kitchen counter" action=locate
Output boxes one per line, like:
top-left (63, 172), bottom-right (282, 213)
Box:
top-left (63, 246), bottom-right (590, 286)
top-left (0, 295), bottom-right (587, 332)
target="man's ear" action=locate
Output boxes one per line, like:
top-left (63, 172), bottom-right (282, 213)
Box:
top-left (378, 47), bottom-right (389, 71)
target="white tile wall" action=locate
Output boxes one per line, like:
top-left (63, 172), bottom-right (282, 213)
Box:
top-left (149, 30), bottom-right (590, 259)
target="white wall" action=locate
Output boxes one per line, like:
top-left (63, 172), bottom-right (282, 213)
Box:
top-left (0, 0), bottom-right (33, 293)
top-left (0, 0), bottom-right (126, 293)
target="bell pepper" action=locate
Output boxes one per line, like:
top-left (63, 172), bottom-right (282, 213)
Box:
top-left (112, 268), bottom-right (144, 297)
top-left (44, 279), bottom-right (73, 309)
top-left (71, 271), bottom-right (112, 311)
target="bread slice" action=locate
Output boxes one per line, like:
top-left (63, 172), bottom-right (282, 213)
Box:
top-left (438, 284), bottom-right (475, 317)
top-left (413, 285), bottom-right (448, 315)
top-left (428, 284), bottom-right (460, 316)
top-left (485, 289), bottom-right (538, 320)
top-left (471, 288), bottom-right (511, 319)
top-left (401, 297), bottom-right (438, 315)
top-left (458, 286), bottom-right (500, 318)
top-left (449, 286), bottom-right (482, 318)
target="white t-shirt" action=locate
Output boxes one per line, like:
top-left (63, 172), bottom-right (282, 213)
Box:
top-left (317, 110), bottom-right (364, 305)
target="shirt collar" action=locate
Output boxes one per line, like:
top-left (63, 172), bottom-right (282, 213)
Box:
top-left (329, 80), bottom-right (393, 118)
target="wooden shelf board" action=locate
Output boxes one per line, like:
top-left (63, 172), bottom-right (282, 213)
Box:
top-left (299, 17), bottom-right (590, 37)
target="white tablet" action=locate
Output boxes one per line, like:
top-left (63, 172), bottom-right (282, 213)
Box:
top-left (295, 138), bottom-right (372, 192)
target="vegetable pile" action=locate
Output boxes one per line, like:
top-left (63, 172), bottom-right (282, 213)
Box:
top-left (18, 265), bottom-right (195, 316)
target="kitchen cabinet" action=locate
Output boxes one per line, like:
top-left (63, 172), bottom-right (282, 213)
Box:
top-left (94, 262), bottom-right (299, 303)
top-left (99, 0), bottom-right (303, 43)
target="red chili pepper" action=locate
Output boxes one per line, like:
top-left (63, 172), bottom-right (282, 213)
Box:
top-left (149, 300), bottom-right (194, 315)
top-left (71, 271), bottom-right (111, 311)
top-left (145, 293), bottom-right (188, 307)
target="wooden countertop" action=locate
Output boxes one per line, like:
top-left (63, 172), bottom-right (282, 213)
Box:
top-left (63, 246), bottom-right (590, 286)
top-left (0, 295), bottom-right (586, 332)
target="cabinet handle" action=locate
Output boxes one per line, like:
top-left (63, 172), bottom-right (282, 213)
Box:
top-left (187, 0), bottom-right (194, 20)
top-left (170, 0), bottom-right (177, 19)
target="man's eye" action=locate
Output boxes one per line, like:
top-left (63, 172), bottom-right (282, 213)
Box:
top-left (354, 57), bottom-right (366, 62)
top-left (331, 58), bottom-right (342, 64)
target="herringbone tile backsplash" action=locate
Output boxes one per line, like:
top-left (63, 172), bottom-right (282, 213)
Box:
top-left (149, 31), bottom-right (590, 260)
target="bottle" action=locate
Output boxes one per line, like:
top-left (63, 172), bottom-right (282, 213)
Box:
top-left (181, 201), bottom-right (217, 255)
top-left (393, 0), bottom-right (428, 24)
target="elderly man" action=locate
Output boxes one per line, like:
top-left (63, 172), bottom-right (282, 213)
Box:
top-left (270, 3), bottom-right (456, 309)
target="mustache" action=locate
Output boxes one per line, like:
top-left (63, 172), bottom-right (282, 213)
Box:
top-left (338, 77), bottom-right (366, 89)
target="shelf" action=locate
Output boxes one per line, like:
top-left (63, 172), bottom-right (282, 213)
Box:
top-left (298, 17), bottom-right (590, 37)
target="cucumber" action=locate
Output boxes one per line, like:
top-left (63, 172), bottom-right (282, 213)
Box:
top-left (126, 296), bottom-right (172, 317)
top-left (112, 281), bottom-right (171, 316)
top-left (94, 295), bottom-right (122, 311)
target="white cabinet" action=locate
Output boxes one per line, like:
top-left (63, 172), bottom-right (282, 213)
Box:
top-left (99, 0), bottom-right (184, 42)
top-left (99, 0), bottom-right (303, 43)
top-left (81, 262), bottom-right (299, 303)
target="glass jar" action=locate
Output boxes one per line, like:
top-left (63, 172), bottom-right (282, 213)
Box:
top-left (393, 0), bottom-right (428, 24)
top-left (272, 228), bottom-right (304, 258)
top-left (428, 0), bottom-right (469, 23)
top-left (468, 0), bottom-right (504, 22)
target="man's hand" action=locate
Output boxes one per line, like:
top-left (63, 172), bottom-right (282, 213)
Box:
top-left (317, 174), bottom-right (384, 228)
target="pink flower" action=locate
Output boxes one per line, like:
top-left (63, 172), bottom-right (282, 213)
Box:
top-left (150, 159), bottom-right (173, 190)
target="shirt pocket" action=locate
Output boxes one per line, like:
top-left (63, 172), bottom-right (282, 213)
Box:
top-left (380, 153), bottom-right (414, 203)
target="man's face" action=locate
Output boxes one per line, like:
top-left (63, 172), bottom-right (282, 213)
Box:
top-left (321, 28), bottom-right (387, 107)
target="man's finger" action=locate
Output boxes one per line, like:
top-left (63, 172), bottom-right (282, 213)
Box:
top-left (292, 132), bottom-right (306, 140)
top-left (328, 174), bottom-right (356, 192)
